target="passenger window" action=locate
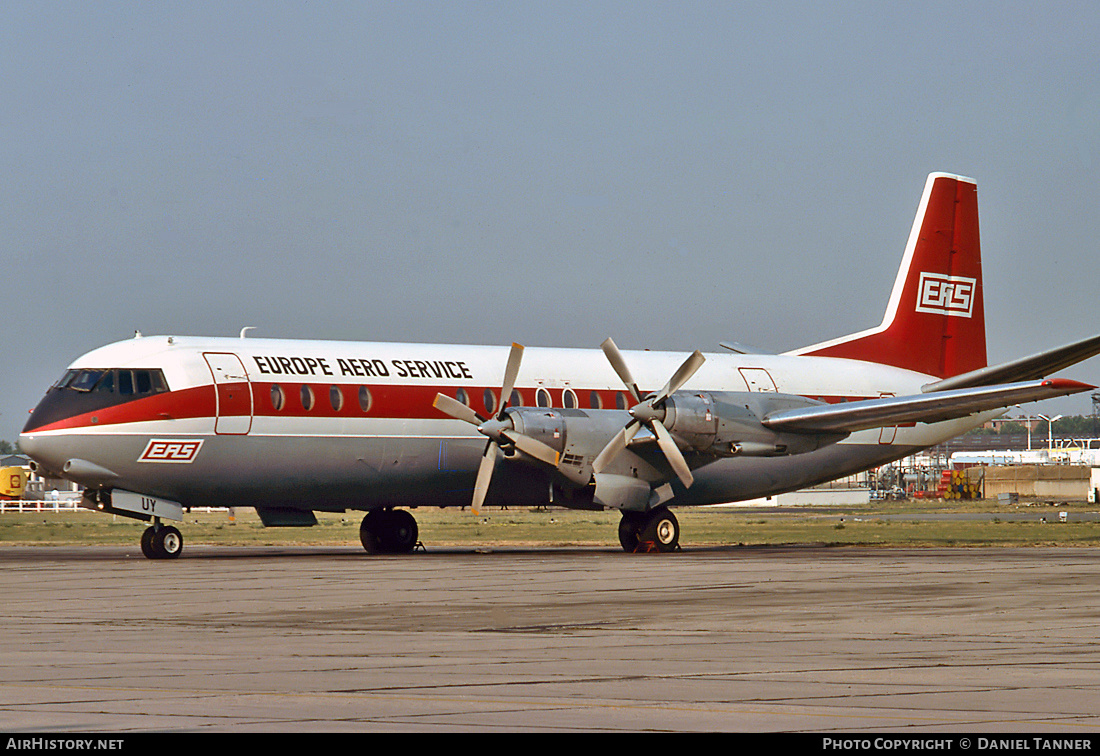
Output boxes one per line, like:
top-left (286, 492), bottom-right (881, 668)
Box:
top-left (562, 389), bottom-right (577, 409)
top-left (271, 385), bottom-right (285, 411)
top-left (358, 386), bottom-right (372, 413)
top-left (536, 388), bottom-right (551, 408)
top-left (301, 385), bottom-right (315, 411)
top-left (330, 385), bottom-right (344, 412)
top-left (589, 391), bottom-right (603, 410)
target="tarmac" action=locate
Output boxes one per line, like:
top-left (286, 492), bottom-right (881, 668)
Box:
top-left (2, 544), bottom-right (1100, 732)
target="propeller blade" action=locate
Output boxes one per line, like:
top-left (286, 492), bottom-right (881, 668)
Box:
top-left (502, 430), bottom-right (561, 467)
top-left (471, 442), bottom-right (500, 515)
top-left (592, 420), bottom-right (641, 473)
top-left (601, 337), bottom-right (642, 402)
top-left (652, 420), bottom-right (694, 488)
top-left (498, 342), bottom-right (525, 417)
top-left (434, 392), bottom-right (484, 425)
top-left (439, 341), bottom-right (560, 513)
top-left (653, 350), bottom-right (705, 404)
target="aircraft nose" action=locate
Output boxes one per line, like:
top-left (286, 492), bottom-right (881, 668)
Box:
top-left (18, 432), bottom-right (40, 458)
top-left (17, 432), bottom-right (63, 477)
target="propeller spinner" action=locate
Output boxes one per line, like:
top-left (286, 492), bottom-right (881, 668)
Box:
top-left (591, 338), bottom-right (705, 488)
top-left (432, 343), bottom-right (560, 514)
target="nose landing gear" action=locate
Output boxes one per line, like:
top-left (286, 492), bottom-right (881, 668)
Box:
top-left (140, 521), bottom-right (183, 560)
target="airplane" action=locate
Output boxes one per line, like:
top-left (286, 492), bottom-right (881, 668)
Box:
top-left (18, 172), bottom-right (1100, 559)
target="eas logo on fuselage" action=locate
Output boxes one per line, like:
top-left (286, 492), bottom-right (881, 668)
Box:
top-left (915, 272), bottom-right (976, 318)
top-left (139, 439), bottom-right (204, 464)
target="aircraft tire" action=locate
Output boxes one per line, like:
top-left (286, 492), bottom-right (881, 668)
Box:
top-left (639, 507), bottom-right (679, 553)
top-left (359, 512), bottom-right (383, 554)
top-left (618, 514), bottom-right (642, 552)
top-left (151, 526), bottom-right (184, 560)
top-left (140, 526), bottom-right (157, 559)
top-left (379, 509), bottom-right (418, 554)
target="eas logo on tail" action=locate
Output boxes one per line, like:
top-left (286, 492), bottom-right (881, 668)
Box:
top-left (916, 272), bottom-right (976, 318)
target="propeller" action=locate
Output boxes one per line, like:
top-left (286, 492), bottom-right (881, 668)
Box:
top-left (592, 337), bottom-right (705, 488)
top-left (433, 343), bottom-right (560, 514)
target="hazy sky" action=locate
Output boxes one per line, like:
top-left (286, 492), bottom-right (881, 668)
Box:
top-left (3, 1), bottom-right (1098, 441)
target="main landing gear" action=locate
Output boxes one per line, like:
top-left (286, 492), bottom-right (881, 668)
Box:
top-left (359, 508), bottom-right (419, 554)
top-left (140, 521), bottom-right (183, 560)
top-left (618, 506), bottom-right (680, 553)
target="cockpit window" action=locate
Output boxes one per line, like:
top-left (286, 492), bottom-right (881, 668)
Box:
top-left (28, 367), bottom-right (173, 434)
top-left (54, 369), bottom-right (80, 389)
top-left (95, 371), bottom-right (115, 393)
top-left (64, 368), bottom-right (169, 395)
top-left (69, 370), bottom-right (105, 392)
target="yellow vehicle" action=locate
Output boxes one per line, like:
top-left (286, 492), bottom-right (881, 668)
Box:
top-left (1, 466), bottom-right (27, 499)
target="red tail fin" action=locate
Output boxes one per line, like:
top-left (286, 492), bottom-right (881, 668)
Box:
top-left (793, 173), bottom-right (986, 379)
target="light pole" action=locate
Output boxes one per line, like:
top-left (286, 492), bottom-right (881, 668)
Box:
top-left (1037, 414), bottom-right (1063, 453)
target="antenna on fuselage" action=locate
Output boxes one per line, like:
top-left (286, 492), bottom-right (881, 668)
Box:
top-left (240, 327), bottom-right (256, 338)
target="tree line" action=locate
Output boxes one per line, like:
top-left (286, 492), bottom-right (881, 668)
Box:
top-left (967, 414), bottom-right (1100, 437)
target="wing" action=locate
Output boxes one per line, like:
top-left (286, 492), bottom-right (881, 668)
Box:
top-left (761, 378), bottom-right (1094, 435)
top-left (922, 333), bottom-right (1100, 393)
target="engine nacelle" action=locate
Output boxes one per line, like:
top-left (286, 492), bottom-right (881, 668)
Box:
top-left (508, 407), bottom-right (635, 487)
top-left (591, 473), bottom-right (652, 512)
top-left (499, 392), bottom-right (847, 502)
top-left (663, 391), bottom-right (848, 457)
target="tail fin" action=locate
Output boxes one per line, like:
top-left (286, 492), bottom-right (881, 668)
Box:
top-left (791, 172), bottom-right (987, 379)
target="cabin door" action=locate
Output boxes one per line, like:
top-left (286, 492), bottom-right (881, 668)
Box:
top-left (203, 352), bottom-right (254, 435)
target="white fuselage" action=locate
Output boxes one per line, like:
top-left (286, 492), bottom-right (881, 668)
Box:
top-left (20, 334), bottom-right (986, 511)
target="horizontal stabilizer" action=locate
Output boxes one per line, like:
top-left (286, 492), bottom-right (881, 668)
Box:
top-left (762, 378), bottom-right (1095, 435)
top-left (719, 341), bottom-right (771, 355)
top-left (923, 333), bottom-right (1100, 393)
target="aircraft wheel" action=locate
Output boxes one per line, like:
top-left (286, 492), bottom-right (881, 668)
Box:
top-left (359, 511), bottom-right (384, 554)
top-left (639, 507), bottom-right (679, 553)
top-left (150, 526), bottom-right (184, 560)
top-left (618, 514), bottom-right (642, 552)
top-left (140, 526), bottom-right (157, 559)
top-left (380, 509), bottom-right (418, 554)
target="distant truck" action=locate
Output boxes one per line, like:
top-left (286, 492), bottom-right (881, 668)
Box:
top-left (1, 466), bottom-right (27, 499)
top-left (1090, 467), bottom-right (1100, 504)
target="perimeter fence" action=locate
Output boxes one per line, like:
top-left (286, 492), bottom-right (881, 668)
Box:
top-left (0, 500), bottom-right (228, 514)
